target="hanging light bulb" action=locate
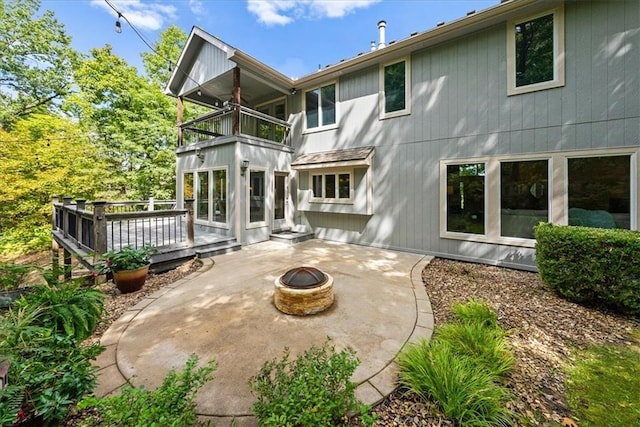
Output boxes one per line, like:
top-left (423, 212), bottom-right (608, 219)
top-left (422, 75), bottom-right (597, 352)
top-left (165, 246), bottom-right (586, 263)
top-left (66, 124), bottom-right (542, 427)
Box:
top-left (197, 88), bottom-right (202, 96)
top-left (115, 13), bottom-right (122, 34)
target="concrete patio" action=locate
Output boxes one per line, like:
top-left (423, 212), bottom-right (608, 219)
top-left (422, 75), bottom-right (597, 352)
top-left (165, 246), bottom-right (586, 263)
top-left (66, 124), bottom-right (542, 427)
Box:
top-left (94, 239), bottom-right (434, 426)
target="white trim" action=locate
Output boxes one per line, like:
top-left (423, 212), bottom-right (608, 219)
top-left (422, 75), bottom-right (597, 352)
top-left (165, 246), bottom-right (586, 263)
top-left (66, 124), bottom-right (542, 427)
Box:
top-left (273, 171), bottom-right (290, 230)
top-left (440, 146), bottom-right (640, 248)
top-left (309, 169), bottom-right (354, 203)
top-left (246, 167), bottom-right (268, 229)
top-left (506, 5), bottom-right (565, 96)
top-left (191, 167), bottom-right (230, 229)
top-left (379, 56), bottom-right (412, 119)
top-left (302, 81), bottom-right (339, 133)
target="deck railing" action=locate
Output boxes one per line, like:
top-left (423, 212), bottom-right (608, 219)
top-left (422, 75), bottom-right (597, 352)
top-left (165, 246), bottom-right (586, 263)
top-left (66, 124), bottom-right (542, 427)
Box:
top-left (179, 103), bottom-right (291, 146)
top-left (52, 197), bottom-right (195, 263)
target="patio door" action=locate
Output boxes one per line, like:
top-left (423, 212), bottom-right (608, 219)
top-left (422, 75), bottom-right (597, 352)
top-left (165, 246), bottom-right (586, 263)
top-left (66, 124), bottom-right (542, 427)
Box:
top-left (273, 172), bottom-right (288, 230)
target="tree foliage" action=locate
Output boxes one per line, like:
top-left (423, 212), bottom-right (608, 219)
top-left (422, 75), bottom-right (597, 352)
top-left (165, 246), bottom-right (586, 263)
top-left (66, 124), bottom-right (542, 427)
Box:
top-left (0, 0), bottom-right (77, 129)
top-left (68, 45), bottom-right (177, 199)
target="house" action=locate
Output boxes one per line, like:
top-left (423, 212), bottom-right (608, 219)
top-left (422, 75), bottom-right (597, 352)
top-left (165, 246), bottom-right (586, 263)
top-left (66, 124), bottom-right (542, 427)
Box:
top-left (165, 0), bottom-right (639, 271)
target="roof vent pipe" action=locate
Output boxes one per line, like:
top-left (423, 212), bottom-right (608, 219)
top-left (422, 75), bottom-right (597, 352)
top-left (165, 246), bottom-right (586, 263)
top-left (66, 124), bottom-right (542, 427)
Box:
top-left (370, 40), bottom-right (376, 51)
top-left (377, 20), bottom-right (386, 49)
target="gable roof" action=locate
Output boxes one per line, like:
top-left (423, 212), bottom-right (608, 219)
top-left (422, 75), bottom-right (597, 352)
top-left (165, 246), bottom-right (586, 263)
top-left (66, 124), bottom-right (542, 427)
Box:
top-left (167, 0), bottom-right (556, 97)
top-left (291, 146), bottom-right (375, 169)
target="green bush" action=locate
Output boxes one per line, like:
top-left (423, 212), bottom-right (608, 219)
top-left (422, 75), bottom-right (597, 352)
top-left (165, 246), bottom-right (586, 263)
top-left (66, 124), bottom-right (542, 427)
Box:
top-left (398, 300), bottom-right (514, 426)
top-left (0, 269), bottom-right (105, 424)
top-left (14, 274), bottom-right (104, 341)
top-left (534, 223), bottom-right (640, 316)
top-left (0, 262), bottom-right (33, 291)
top-left (0, 307), bottom-right (103, 424)
top-left (78, 355), bottom-right (216, 427)
top-left (249, 339), bottom-right (361, 427)
top-left (0, 225), bottom-right (51, 257)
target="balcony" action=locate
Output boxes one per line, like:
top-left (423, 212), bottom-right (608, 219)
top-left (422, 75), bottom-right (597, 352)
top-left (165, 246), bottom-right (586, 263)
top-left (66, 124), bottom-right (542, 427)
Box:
top-left (179, 103), bottom-right (291, 146)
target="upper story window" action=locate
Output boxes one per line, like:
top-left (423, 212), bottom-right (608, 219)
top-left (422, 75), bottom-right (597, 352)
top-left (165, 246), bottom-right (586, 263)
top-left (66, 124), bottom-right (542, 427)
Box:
top-left (380, 57), bottom-right (411, 119)
top-left (305, 83), bottom-right (337, 131)
top-left (507, 6), bottom-right (564, 96)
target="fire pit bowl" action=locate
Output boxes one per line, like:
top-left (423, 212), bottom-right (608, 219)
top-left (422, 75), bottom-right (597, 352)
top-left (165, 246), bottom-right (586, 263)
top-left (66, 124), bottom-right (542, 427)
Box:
top-left (274, 266), bottom-right (334, 315)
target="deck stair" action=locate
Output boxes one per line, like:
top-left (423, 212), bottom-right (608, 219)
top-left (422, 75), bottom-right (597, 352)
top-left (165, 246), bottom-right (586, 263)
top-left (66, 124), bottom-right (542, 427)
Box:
top-left (269, 227), bottom-right (315, 245)
top-left (151, 236), bottom-right (241, 273)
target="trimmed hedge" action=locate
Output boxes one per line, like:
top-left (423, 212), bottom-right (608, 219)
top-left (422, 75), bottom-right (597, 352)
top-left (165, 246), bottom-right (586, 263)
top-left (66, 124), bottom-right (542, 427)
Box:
top-left (534, 223), bottom-right (640, 316)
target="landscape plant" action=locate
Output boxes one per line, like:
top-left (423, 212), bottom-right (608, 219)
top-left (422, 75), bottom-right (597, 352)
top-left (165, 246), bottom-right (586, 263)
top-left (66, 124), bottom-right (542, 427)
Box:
top-left (397, 300), bottom-right (514, 426)
top-left (95, 245), bottom-right (157, 275)
top-left (78, 354), bottom-right (216, 427)
top-left (0, 262), bottom-right (33, 292)
top-left (534, 222), bottom-right (640, 316)
top-left (249, 339), bottom-right (361, 426)
top-left (0, 268), bottom-right (105, 424)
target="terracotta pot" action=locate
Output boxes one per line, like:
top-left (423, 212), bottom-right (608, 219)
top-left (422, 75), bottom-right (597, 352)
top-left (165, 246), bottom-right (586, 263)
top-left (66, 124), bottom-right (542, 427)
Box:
top-left (113, 264), bottom-right (149, 293)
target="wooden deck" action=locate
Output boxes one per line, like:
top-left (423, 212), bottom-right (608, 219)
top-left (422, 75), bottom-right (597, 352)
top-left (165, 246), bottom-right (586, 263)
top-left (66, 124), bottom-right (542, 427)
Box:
top-left (51, 198), bottom-right (240, 274)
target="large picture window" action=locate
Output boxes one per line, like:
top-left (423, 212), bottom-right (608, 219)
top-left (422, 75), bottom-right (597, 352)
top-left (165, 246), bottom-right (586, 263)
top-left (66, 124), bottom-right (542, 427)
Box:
top-left (568, 156), bottom-right (631, 229)
top-left (446, 163), bottom-right (485, 234)
top-left (500, 160), bottom-right (549, 238)
top-left (305, 83), bottom-right (336, 130)
top-left (507, 6), bottom-right (564, 95)
top-left (380, 58), bottom-right (410, 118)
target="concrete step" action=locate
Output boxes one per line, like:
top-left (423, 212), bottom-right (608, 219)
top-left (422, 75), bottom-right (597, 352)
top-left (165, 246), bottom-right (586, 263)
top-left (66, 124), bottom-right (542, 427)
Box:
top-left (269, 230), bottom-right (315, 245)
top-left (195, 240), bottom-right (242, 259)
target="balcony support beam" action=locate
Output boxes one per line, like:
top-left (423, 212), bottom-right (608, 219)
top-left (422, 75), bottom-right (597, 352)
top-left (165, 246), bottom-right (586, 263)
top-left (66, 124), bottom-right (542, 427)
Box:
top-left (232, 67), bottom-right (241, 135)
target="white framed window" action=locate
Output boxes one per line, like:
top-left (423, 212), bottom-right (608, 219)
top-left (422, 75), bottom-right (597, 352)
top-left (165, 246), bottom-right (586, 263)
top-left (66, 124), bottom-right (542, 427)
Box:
top-left (310, 170), bottom-right (352, 203)
top-left (443, 162), bottom-right (487, 236)
top-left (441, 148), bottom-right (639, 248)
top-left (380, 57), bottom-right (411, 119)
top-left (506, 5), bottom-right (565, 96)
top-left (247, 168), bottom-right (267, 227)
top-left (304, 82), bottom-right (338, 133)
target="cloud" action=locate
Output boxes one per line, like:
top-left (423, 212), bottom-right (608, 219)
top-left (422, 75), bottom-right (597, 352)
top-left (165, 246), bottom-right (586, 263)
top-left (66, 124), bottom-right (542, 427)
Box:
top-left (90, 0), bottom-right (177, 31)
top-left (188, 0), bottom-right (205, 15)
top-left (247, 0), bottom-right (379, 26)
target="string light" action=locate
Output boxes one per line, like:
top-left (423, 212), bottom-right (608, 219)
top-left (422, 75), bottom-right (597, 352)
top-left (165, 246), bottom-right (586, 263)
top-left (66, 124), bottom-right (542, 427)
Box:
top-left (103, 0), bottom-right (205, 98)
top-left (115, 13), bottom-right (122, 34)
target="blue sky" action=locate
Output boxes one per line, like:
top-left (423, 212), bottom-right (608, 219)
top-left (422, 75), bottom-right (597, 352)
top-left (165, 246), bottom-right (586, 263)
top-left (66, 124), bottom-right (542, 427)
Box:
top-left (43, 0), bottom-right (497, 79)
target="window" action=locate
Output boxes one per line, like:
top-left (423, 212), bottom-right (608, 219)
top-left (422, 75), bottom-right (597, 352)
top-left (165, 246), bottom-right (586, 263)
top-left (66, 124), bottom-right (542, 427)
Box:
top-left (311, 172), bottom-right (351, 201)
top-left (446, 163), bottom-right (485, 234)
top-left (380, 58), bottom-right (410, 118)
top-left (568, 156), bottom-right (631, 229)
top-left (213, 169), bottom-right (226, 224)
top-left (507, 6), bottom-right (564, 95)
top-left (249, 170), bottom-right (265, 223)
top-left (305, 83), bottom-right (336, 130)
top-left (500, 160), bottom-right (549, 238)
top-left (197, 171), bottom-right (209, 221)
top-left (183, 173), bottom-right (194, 200)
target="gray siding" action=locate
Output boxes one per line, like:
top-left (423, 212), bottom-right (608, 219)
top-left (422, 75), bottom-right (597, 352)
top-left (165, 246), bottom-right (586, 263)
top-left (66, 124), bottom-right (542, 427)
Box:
top-left (290, 0), bottom-right (640, 269)
top-left (182, 42), bottom-right (235, 95)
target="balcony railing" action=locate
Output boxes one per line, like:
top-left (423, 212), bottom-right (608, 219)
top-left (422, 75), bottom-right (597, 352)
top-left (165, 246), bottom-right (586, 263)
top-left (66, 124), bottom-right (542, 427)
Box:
top-left (52, 197), bottom-right (195, 264)
top-left (179, 103), bottom-right (291, 146)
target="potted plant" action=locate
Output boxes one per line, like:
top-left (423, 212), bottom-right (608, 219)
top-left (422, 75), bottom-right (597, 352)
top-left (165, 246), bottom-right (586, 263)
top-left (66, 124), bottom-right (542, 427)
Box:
top-left (95, 245), bottom-right (157, 293)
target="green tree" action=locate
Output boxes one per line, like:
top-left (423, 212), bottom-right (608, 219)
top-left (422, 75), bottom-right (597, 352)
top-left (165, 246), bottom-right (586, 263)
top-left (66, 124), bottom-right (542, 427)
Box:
top-left (0, 0), bottom-right (77, 129)
top-left (68, 45), bottom-right (177, 199)
top-left (0, 113), bottom-right (108, 254)
top-left (142, 24), bottom-right (187, 89)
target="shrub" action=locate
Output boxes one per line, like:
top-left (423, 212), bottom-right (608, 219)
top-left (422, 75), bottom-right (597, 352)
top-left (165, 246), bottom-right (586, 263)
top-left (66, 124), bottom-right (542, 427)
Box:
top-left (398, 300), bottom-right (514, 426)
top-left (0, 262), bottom-right (33, 291)
top-left (398, 339), bottom-right (513, 426)
top-left (78, 355), bottom-right (216, 427)
top-left (249, 339), bottom-right (361, 427)
top-left (0, 269), bottom-right (105, 424)
top-left (0, 307), bottom-right (103, 424)
top-left (534, 223), bottom-right (640, 316)
top-left (0, 225), bottom-right (51, 257)
top-left (14, 274), bottom-right (104, 341)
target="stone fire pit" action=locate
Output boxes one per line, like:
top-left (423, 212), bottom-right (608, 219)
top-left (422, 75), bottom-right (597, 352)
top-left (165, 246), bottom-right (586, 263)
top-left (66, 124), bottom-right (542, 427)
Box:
top-left (274, 266), bottom-right (334, 315)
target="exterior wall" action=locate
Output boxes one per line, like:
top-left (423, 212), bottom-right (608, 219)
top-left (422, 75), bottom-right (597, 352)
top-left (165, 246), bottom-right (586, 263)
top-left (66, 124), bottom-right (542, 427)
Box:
top-left (289, 0), bottom-right (640, 270)
top-left (182, 42), bottom-right (234, 94)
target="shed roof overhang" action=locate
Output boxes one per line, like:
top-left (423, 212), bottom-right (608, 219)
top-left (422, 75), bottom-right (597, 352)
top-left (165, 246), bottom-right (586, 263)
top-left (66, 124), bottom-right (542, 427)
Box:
top-left (291, 146), bottom-right (375, 170)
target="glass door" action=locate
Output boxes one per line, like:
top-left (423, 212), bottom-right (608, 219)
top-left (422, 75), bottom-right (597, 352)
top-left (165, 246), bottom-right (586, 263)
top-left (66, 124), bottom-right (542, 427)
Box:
top-left (273, 172), bottom-right (287, 230)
